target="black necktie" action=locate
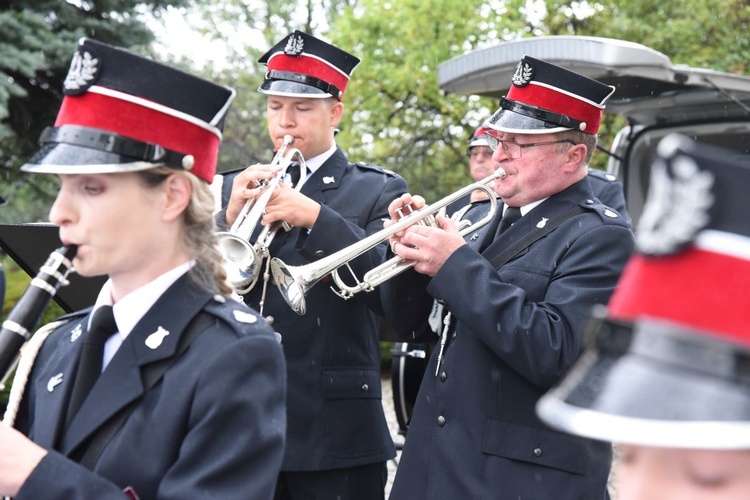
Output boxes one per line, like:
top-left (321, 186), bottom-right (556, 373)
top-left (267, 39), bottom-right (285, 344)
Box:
top-left (65, 306), bottom-right (118, 427)
top-left (497, 206), bottom-right (522, 236)
top-left (287, 163), bottom-right (301, 187)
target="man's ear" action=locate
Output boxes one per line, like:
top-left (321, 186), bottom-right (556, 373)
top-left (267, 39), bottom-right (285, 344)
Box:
top-left (330, 101), bottom-right (344, 127)
top-left (163, 173), bottom-right (192, 222)
top-left (564, 143), bottom-right (587, 172)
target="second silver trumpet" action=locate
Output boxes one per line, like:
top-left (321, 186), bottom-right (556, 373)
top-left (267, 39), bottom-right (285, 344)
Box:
top-left (217, 134), bottom-right (308, 293)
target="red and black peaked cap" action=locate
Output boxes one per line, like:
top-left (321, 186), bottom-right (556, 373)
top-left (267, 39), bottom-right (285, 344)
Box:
top-left (468, 126), bottom-right (491, 149)
top-left (538, 134), bottom-right (750, 449)
top-left (258, 30), bottom-right (360, 101)
top-left (485, 55), bottom-right (615, 135)
top-left (21, 38), bottom-right (236, 183)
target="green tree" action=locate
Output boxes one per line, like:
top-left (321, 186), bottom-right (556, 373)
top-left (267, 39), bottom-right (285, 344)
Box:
top-left (188, 0), bottom-right (361, 172)
top-left (330, 0), bottom-right (532, 201)
top-left (0, 0), bottom-right (191, 222)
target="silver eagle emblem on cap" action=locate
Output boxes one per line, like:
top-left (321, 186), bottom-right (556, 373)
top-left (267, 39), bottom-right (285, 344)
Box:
top-left (284, 34), bottom-right (305, 56)
top-left (63, 50), bottom-right (99, 94)
top-left (637, 153), bottom-right (714, 256)
top-left (512, 61), bottom-right (534, 87)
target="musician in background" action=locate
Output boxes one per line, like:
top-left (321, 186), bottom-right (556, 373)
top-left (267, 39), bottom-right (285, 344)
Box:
top-left (381, 56), bottom-right (635, 499)
top-left (538, 135), bottom-right (750, 500)
top-left (216, 30), bottom-right (407, 499)
top-left (445, 126), bottom-right (496, 215)
top-left (0, 38), bottom-right (286, 499)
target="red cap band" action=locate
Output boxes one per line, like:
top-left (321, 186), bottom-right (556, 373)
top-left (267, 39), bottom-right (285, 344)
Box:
top-left (608, 248), bottom-right (750, 346)
top-left (267, 53), bottom-right (350, 97)
top-left (507, 83), bottom-right (604, 134)
top-left (55, 90), bottom-right (220, 183)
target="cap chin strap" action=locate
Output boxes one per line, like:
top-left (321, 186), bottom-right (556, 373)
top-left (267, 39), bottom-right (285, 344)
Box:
top-left (265, 70), bottom-right (343, 99)
top-left (499, 97), bottom-right (586, 132)
top-left (39, 125), bottom-right (195, 170)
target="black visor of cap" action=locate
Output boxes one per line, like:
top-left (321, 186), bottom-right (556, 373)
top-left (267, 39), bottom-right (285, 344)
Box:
top-left (23, 125), bottom-right (187, 170)
top-left (486, 98), bottom-right (584, 132)
top-left (24, 142), bottom-right (138, 170)
top-left (259, 78), bottom-right (330, 98)
top-left (556, 318), bottom-right (750, 422)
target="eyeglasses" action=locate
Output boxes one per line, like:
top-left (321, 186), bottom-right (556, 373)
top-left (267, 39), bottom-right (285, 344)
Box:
top-left (484, 132), bottom-right (576, 159)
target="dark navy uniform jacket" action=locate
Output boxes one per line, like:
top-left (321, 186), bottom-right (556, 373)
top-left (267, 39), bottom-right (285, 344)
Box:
top-left (14, 274), bottom-right (286, 499)
top-left (219, 147), bottom-right (407, 471)
top-left (382, 177), bottom-right (635, 499)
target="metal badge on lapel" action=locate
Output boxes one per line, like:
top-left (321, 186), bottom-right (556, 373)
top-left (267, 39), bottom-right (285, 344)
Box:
top-left (536, 217), bottom-right (548, 228)
top-left (70, 323), bottom-right (83, 342)
top-left (47, 373), bottom-right (63, 392)
top-left (322, 176), bottom-right (335, 185)
top-left (145, 326), bottom-right (170, 349)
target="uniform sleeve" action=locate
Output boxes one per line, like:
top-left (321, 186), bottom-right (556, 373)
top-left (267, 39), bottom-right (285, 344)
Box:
top-left (427, 222), bottom-right (635, 387)
top-left (16, 330), bottom-right (286, 500)
top-left (297, 171), bottom-right (408, 314)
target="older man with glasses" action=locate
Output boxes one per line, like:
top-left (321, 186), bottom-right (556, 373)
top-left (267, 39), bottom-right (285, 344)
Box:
top-left (381, 55), bottom-right (635, 499)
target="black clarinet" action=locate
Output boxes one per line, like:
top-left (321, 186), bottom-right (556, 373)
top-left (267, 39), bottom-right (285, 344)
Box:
top-left (0, 245), bottom-right (77, 388)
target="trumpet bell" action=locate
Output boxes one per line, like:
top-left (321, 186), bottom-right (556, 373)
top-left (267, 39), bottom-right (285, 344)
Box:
top-left (217, 231), bottom-right (261, 293)
top-left (270, 258), bottom-right (309, 315)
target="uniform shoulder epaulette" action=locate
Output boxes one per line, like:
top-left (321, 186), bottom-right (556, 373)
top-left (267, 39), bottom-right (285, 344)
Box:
top-left (203, 294), bottom-right (266, 338)
top-left (580, 199), bottom-right (627, 225)
top-left (54, 306), bottom-right (93, 323)
top-left (352, 161), bottom-right (397, 177)
top-left (588, 168), bottom-right (619, 182)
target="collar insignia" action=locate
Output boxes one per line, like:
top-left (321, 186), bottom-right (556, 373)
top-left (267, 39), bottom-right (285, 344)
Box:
top-left (322, 176), bottom-right (335, 184)
top-left (536, 217), bottom-right (548, 228)
top-left (47, 373), bottom-right (64, 392)
top-left (70, 323), bottom-right (83, 342)
top-left (145, 326), bottom-right (170, 350)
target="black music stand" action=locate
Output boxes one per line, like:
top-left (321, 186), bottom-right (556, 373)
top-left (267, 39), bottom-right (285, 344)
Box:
top-left (0, 223), bottom-right (105, 313)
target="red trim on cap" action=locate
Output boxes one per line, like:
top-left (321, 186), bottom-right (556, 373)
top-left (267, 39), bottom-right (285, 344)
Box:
top-left (266, 53), bottom-right (350, 97)
top-left (507, 83), bottom-right (603, 134)
top-left (608, 248), bottom-right (750, 345)
top-left (55, 92), bottom-right (219, 182)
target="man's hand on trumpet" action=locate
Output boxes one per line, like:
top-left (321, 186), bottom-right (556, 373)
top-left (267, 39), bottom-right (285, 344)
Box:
top-left (226, 163), bottom-right (281, 228)
top-left (386, 193), bottom-right (466, 277)
top-left (264, 184), bottom-right (321, 230)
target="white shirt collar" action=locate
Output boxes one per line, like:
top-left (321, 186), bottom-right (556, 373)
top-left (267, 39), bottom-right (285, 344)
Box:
top-left (93, 260), bottom-right (195, 368)
top-left (503, 198), bottom-right (547, 217)
top-left (299, 142), bottom-right (337, 176)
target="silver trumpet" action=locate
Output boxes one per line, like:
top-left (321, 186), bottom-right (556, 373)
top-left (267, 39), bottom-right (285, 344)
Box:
top-left (217, 134), bottom-right (308, 293)
top-left (271, 168), bottom-right (507, 315)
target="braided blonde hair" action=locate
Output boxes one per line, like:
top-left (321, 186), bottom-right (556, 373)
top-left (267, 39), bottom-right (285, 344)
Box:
top-left (137, 167), bottom-right (233, 296)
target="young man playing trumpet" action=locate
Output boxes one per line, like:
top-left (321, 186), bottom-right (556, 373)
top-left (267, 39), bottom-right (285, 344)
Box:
top-left (216, 30), bottom-right (407, 500)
